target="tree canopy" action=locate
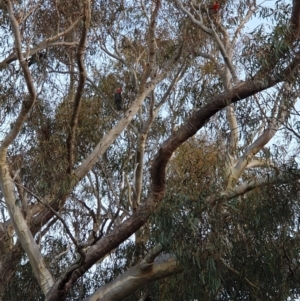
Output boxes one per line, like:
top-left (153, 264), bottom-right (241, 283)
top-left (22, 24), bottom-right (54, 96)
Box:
top-left (1, 0), bottom-right (300, 300)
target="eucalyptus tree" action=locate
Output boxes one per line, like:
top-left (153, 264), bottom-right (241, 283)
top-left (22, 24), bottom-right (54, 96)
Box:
top-left (0, 0), bottom-right (300, 300)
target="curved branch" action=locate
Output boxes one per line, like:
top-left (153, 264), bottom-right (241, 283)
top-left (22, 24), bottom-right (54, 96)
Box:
top-left (174, 0), bottom-right (212, 35)
top-left (45, 68), bottom-right (290, 301)
top-left (0, 19), bottom-right (81, 71)
top-left (226, 83), bottom-right (297, 189)
top-left (66, 0), bottom-right (91, 173)
top-left (1, 0), bottom-right (37, 150)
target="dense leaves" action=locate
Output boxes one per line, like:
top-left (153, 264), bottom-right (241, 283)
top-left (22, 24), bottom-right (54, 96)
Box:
top-left (1, 0), bottom-right (300, 300)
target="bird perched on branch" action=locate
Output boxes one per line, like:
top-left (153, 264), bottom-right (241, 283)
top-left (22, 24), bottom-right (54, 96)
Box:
top-left (196, 1), bottom-right (220, 15)
top-left (16, 52), bottom-right (46, 74)
top-left (27, 52), bottom-right (47, 67)
top-left (114, 87), bottom-right (122, 111)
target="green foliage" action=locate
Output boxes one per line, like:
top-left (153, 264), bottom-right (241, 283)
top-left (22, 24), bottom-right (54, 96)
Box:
top-left (1, 0), bottom-right (300, 300)
top-left (2, 260), bottom-right (44, 301)
top-left (149, 164), bottom-right (300, 300)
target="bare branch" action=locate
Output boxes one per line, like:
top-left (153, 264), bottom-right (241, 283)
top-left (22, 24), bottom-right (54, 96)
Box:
top-left (14, 182), bottom-right (83, 258)
top-left (1, 0), bottom-right (37, 150)
top-left (139, 0), bottom-right (161, 89)
top-left (219, 258), bottom-right (258, 289)
top-left (75, 45), bottom-right (183, 180)
top-left (0, 19), bottom-right (81, 71)
top-left (209, 24), bottom-right (239, 84)
top-left (232, 6), bottom-right (257, 46)
top-left (174, 0), bottom-right (212, 35)
top-left (83, 252), bottom-right (181, 301)
top-left (66, 0), bottom-right (91, 173)
top-left (207, 174), bottom-right (295, 207)
top-left (226, 105), bottom-right (239, 157)
top-left (226, 83), bottom-right (297, 189)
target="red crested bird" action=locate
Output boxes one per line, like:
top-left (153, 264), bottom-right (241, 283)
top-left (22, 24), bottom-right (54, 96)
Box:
top-left (114, 87), bottom-right (122, 111)
top-left (199, 2), bottom-right (220, 15)
top-left (211, 2), bottom-right (220, 11)
top-left (208, 2), bottom-right (220, 14)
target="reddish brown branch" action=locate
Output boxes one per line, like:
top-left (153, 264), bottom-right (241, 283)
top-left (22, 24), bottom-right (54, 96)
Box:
top-left (66, 2), bottom-right (91, 174)
top-left (37, 3), bottom-right (300, 299)
top-left (290, 0), bottom-right (300, 40)
top-left (45, 70), bottom-right (294, 301)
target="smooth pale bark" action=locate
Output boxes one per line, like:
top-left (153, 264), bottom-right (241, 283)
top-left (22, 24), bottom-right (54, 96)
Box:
top-left (0, 156), bottom-right (54, 294)
top-left (84, 255), bottom-right (182, 301)
top-left (226, 84), bottom-right (296, 190)
top-left (0, 0), bottom-right (54, 294)
top-left (207, 174), bottom-right (296, 207)
top-left (74, 66), bottom-right (180, 181)
top-left (3, 2), bottom-right (300, 300)
top-left (226, 105), bottom-right (239, 156)
top-left (45, 71), bottom-right (288, 301)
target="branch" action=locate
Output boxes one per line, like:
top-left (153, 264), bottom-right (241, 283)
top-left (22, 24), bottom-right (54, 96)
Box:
top-left (139, 0), bottom-right (161, 89)
top-left (232, 6), bottom-right (257, 46)
top-left (284, 121), bottom-right (300, 140)
top-left (1, 0), bottom-right (37, 150)
top-left (219, 257), bottom-right (258, 289)
top-left (207, 174), bottom-right (290, 207)
top-left (74, 45), bottom-right (183, 180)
top-left (0, 161), bottom-right (54, 295)
top-left (155, 63), bottom-right (187, 110)
top-left (210, 23), bottom-right (239, 84)
top-left (133, 91), bottom-right (156, 211)
top-left (245, 158), bottom-right (276, 170)
top-left (226, 105), bottom-right (239, 158)
top-left (174, 0), bottom-right (212, 35)
top-left (0, 19), bottom-right (81, 71)
top-left (37, 43), bottom-right (300, 300)
top-left (83, 251), bottom-right (181, 301)
top-left (226, 83), bottom-right (297, 189)
top-left (15, 182), bottom-right (82, 257)
top-left (66, 0), bottom-right (91, 173)
top-left (0, 3), bottom-right (54, 294)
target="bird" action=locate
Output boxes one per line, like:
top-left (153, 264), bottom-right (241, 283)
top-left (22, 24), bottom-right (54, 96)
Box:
top-left (208, 2), bottom-right (220, 14)
top-left (16, 52), bottom-right (46, 74)
top-left (114, 87), bottom-right (122, 111)
top-left (197, 2), bottom-right (220, 15)
top-left (211, 2), bottom-right (220, 11)
top-left (27, 52), bottom-right (46, 67)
